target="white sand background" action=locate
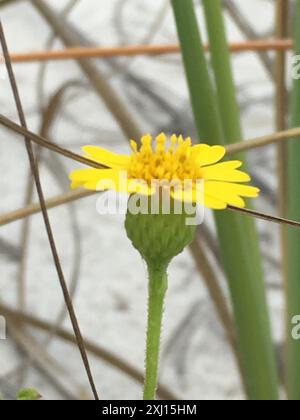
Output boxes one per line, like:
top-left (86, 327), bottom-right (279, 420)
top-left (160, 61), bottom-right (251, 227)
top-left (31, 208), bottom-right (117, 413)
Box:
top-left (0, 0), bottom-right (284, 400)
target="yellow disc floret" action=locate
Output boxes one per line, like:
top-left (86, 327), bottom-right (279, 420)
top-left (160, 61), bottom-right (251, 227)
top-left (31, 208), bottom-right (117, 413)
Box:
top-left (128, 134), bottom-right (203, 184)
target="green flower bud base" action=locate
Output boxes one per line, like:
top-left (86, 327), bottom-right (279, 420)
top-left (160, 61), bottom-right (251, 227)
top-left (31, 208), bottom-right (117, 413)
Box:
top-left (125, 201), bottom-right (197, 268)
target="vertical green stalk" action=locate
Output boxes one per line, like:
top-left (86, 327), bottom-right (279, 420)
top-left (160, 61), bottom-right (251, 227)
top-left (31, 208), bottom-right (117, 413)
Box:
top-left (287, 0), bottom-right (300, 401)
top-left (172, 3), bottom-right (225, 143)
top-left (143, 265), bottom-right (168, 400)
top-left (171, 0), bottom-right (279, 400)
top-left (202, 0), bottom-right (242, 145)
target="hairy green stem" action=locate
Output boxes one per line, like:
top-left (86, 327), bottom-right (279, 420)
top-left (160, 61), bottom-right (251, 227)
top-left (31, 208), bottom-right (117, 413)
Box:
top-left (143, 265), bottom-right (168, 400)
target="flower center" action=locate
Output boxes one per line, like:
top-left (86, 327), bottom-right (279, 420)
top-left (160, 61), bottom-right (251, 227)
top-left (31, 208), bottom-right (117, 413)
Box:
top-left (128, 134), bottom-right (203, 184)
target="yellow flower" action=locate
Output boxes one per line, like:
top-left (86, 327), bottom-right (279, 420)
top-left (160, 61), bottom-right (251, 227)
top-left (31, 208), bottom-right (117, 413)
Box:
top-left (69, 133), bottom-right (259, 209)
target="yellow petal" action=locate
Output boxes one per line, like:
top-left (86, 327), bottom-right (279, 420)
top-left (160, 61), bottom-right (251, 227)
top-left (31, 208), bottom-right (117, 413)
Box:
top-left (171, 188), bottom-right (227, 209)
top-left (202, 161), bottom-right (251, 182)
top-left (70, 168), bottom-right (155, 195)
top-left (204, 181), bottom-right (259, 207)
top-left (82, 146), bottom-right (130, 169)
top-left (192, 144), bottom-right (226, 167)
top-left (69, 168), bottom-right (118, 189)
top-left (201, 194), bottom-right (227, 209)
top-left (204, 160), bottom-right (242, 170)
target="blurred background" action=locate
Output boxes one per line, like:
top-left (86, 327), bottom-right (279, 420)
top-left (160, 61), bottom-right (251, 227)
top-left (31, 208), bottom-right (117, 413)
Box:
top-left (0, 0), bottom-right (286, 400)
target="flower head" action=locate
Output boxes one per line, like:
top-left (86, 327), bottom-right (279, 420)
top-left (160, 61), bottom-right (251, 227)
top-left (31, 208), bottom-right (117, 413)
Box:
top-left (69, 133), bottom-right (259, 209)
